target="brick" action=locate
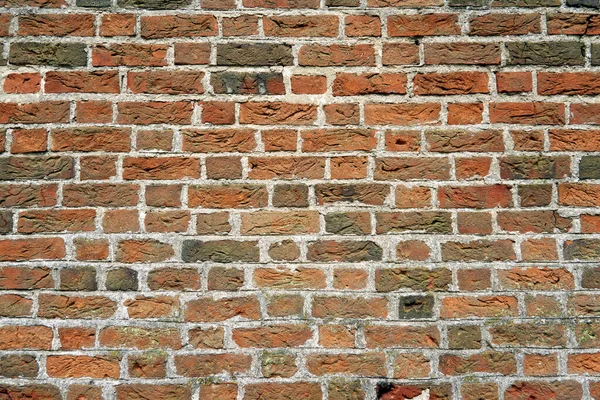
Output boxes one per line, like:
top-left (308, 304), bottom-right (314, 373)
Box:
top-left (365, 103), bottom-right (440, 125)
top-left (106, 268), bottom-right (138, 291)
top-left (174, 43), bottom-right (211, 65)
top-left (0, 267), bottom-right (53, 290)
top-left (93, 44), bottom-right (168, 66)
top-left (326, 212), bottom-right (371, 235)
top-left (442, 240), bottom-right (515, 261)
top-left (506, 42), bottom-right (585, 65)
top-left (301, 128), bottom-right (376, 151)
top-left (377, 383), bottom-right (451, 400)
top-left (345, 15), bottom-right (381, 36)
top-left (307, 240), bottom-right (383, 262)
top-left (100, 13), bottom-right (136, 36)
top-left (324, 103), bottom-right (360, 125)
top-left (511, 129), bottom-right (544, 151)
top-left (490, 102), bottom-right (565, 124)
top-left (243, 0), bottom-right (319, 6)
top-left (18, 209), bottom-right (96, 233)
top-left (148, 268), bottom-right (200, 291)
top-left (128, 353), bottom-right (166, 378)
top-left (248, 157), bottom-right (325, 179)
top-left (188, 327), bottom-right (224, 348)
top-left (316, 183), bottom-right (389, 205)
top-left (448, 325), bottom-right (481, 349)
top-left (500, 156), bottom-right (570, 179)
top-left (76, 100), bottom-right (113, 123)
top-left (334, 268), bottom-right (368, 289)
top-left (4, 73), bottom-right (41, 93)
top-left (117, 0), bottom-right (192, 8)
top-left (0, 294), bottom-right (32, 317)
top-left (312, 296), bottom-right (388, 318)
top-left (469, 13), bottom-right (540, 35)
top-left (128, 71), bottom-right (204, 94)
top-left (497, 72), bottom-right (533, 93)
top-left (125, 295), bottom-right (178, 319)
top-left (489, 322), bottom-right (565, 347)
top-left (504, 381), bottom-right (582, 400)
top-left (51, 127), bottom-right (130, 152)
top-left (1, 0), bottom-right (598, 391)
top-left (396, 241), bottom-right (431, 261)
top-left (0, 238), bottom-right (65, 261)
top-left (538, 72), bottom-right (600, 95)
top-left (10, 42), bottom-right (87, 66)
top-left (99, 326), bottom-right (181, 349)
top-left (0, 101), bottom-right (69, 124)
top-left (20, 10), bottom-right (65, 30)
top-left (66, 385), bottom-right (102, 400)
top-left (448, 102), bottom-right (483, 124)
top-left (376, 211), bottom-right (452, 233)
top-left (10, 128), bottom-right (47, 153)
top-left (188, 184), bottom-right (267, 208)
top-left (136, 129), bottom-right (173, 151)
top-left (182, 128), bottom-right (255, 152)
top-left (263, 15), bottom-right (338, 37)
top-left (217, 43), bottom-right (293, 66)
top-left (424, 43), bottom-right (501, 65)
top-left (244, 383), bottom-right (322, 400)
top-left (375, 157), bottom-right (450, 180)
top-left (299, 44), bottom-right (376, 66)
top-left (116, 239), bottom-right (174, 263)
top-left (307, 353), bottom-right (386, 376)
top-left (365, 325), bottom-right (439, 348)
top-left (116, 385), bottom-right (192, 400)
top-left (291, 75), bottom-right (327, 94)
top-left (441, 296), bottom-right (518, 318)
top-left (547, 13), bottom-right (600, 35)
top-left (524, 354), bottom-right (558, 376)
top-left (223, 15), bottom-right (259, 36)
top-left (212, 72), bottom-right (284, 95)
top-left (333, 73), bottom-right (406, 96)
top-left (268, 240), bottom-right (301, 261)
top-left (184, 296), bottom-right (260, 321)
top-left (550, 129), bottom-right (600, 150)
top-left (233, 324), bottom-right (312, 347)
top-left (206, 156), bottom-right (242, 179)
top-left (241, 211), bottom-right (319, 234)
top-left (439, 351), bottom-right (516, 375)
top-left (38, 294), bottom-right (116, 318)
top-left (382, 42), bottom-right (420, 65)
top-left (262, 352), bottom-right (297, 378)
top-left (414, 72), bottom-right (489, 95)
top-left (426, 129), bottom-right (502, 152)
top-left (331, 156), bottom-right (368, 179)
top-left (118, 102), bottom-right (193, 125)
top-left (375, 267), bottom-right (451, 292)
top-left (254, 267), bottom-right (325, 289)
top-left (388, 14), bottom-right (459, 36)
top-left (140, 14), bottom-right (217, 38)
top-left (182, 240), bottom-right (259, 262)
top-left (267, 294), bottom-right (303, 316)
top-left (241, 102), bottom-right (317, 125)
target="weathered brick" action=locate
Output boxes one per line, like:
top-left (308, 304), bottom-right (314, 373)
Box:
top-left (217, 43), bottom-right (293, 66)
top-left (140, 14), bottom-right (217, 38)
top-left (9, 42), bottom-right (87, 66)
top-left (506, 42), bottom-right (585, 65)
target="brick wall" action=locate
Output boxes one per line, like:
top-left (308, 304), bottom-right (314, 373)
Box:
top-left (1, 0), bottom-right (600, 398)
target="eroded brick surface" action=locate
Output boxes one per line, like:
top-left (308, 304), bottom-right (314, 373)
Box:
top-left (0, 1), bottom-right (598, 399)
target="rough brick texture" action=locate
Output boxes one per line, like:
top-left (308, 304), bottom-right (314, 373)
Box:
top-left (1, 0), bottom-right (600, 399)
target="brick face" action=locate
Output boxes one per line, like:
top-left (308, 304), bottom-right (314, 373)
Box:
top-left (0, 1), bottom-right (597, 399)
